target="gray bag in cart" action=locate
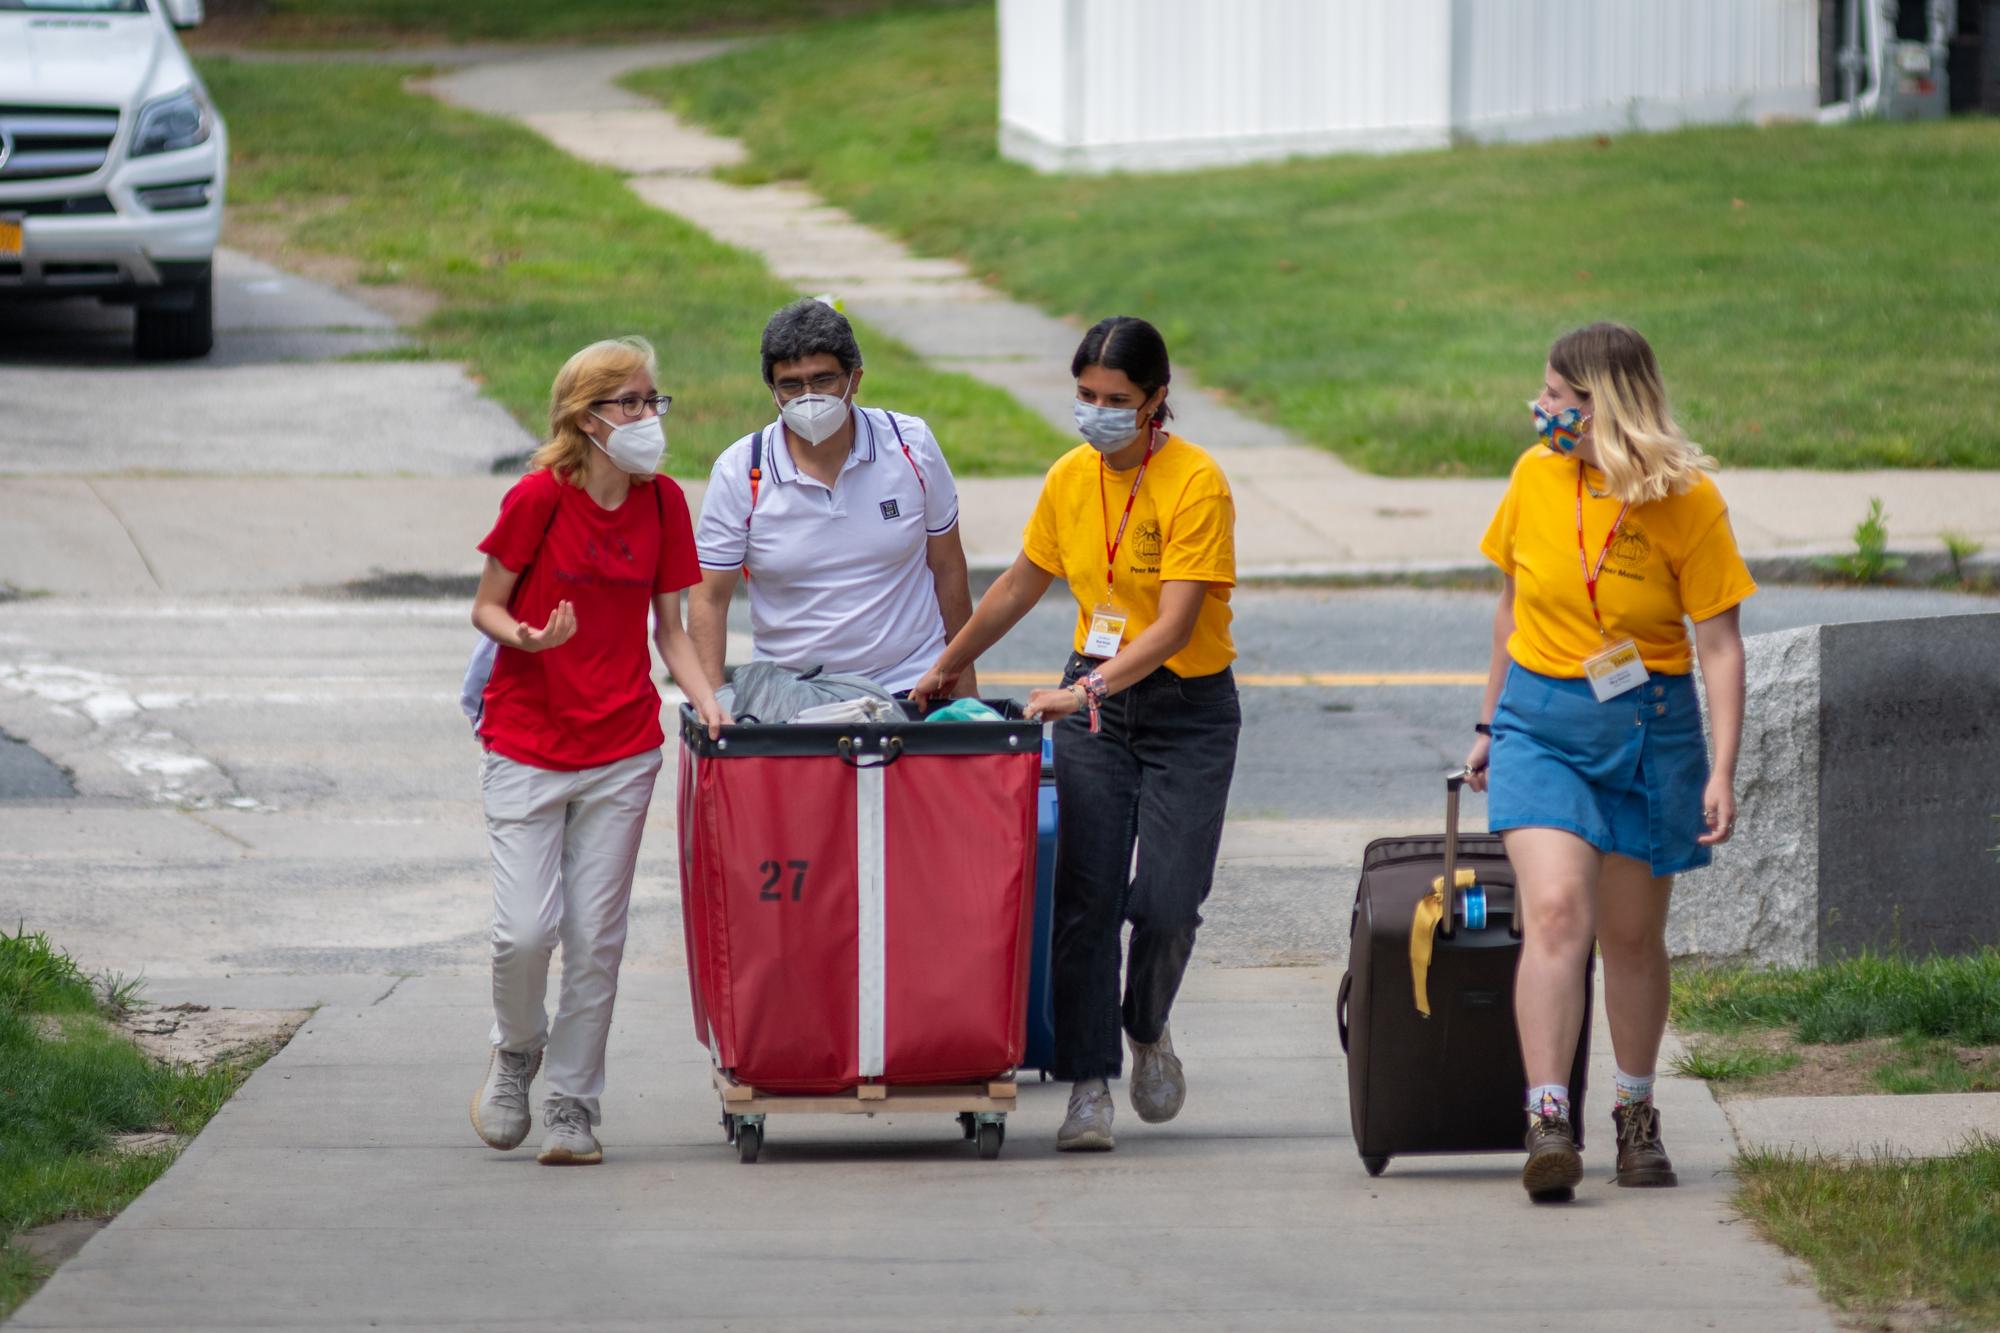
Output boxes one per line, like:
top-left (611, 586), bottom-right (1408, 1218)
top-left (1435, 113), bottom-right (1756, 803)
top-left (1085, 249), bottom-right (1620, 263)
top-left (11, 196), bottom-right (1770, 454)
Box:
top-left (716, 661), bottom-right (896, 724)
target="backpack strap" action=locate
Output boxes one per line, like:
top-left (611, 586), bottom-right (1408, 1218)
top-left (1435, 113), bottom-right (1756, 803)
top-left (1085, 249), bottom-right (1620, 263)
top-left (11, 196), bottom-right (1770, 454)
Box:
top-left (739, 426), bottom-right (767, 579)
top-left (504, 487), bottom-right (563, 616)
top-left (882, 410), bottom-right (927, 494)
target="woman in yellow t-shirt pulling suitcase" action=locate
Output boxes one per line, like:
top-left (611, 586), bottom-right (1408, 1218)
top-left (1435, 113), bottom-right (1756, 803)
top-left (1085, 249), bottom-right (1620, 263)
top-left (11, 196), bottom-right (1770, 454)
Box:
top-left (912, 315), bottom-right (1238, 1154)
top-left (1466, 322), bottom-right (1755, 1204)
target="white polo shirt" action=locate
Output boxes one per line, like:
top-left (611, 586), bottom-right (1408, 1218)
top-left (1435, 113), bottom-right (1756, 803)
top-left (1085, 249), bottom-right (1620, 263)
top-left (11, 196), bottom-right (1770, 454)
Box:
top-left (696, 407), bottom-right (961, 691)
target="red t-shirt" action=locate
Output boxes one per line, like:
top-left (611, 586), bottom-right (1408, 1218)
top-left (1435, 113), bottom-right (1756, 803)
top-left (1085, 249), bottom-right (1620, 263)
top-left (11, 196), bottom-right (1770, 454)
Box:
top-left (477, 469), bottom-right (700, 771)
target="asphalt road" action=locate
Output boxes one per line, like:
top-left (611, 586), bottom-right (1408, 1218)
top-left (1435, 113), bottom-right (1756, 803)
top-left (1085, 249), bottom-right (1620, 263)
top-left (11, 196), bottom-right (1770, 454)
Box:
top-left (957, 581), bottom-right (1995, 820)
top-left (2, 582), bottom-right (1989, 978)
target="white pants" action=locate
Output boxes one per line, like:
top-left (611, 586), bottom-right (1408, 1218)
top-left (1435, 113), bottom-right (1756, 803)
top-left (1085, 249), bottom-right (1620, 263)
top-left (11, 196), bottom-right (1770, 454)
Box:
top-left (481, 747), bottom-right (662, 1126)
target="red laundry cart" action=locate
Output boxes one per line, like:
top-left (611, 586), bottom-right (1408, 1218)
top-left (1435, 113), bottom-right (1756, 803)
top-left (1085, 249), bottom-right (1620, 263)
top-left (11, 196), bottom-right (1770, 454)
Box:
top-left (676, 704), bottom-right (1040, 1162)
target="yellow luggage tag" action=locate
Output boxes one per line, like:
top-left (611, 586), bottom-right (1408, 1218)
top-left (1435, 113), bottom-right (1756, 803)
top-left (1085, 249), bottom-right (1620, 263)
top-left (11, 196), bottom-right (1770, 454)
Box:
top-left (1410, 868), bottom-right (1477, 1017)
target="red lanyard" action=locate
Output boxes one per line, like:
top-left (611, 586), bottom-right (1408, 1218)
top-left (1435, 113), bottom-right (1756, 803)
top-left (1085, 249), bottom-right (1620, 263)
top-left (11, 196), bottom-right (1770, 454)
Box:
top-left (1099, 426), bottom-right (1161, 596)
top-left (1576, 462), bottom-right (1630, 639)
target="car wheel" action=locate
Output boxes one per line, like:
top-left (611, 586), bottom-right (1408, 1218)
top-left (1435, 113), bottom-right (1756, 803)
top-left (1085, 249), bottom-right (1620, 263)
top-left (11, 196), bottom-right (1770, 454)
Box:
top-left (135, 274), bottom-right (213, 360)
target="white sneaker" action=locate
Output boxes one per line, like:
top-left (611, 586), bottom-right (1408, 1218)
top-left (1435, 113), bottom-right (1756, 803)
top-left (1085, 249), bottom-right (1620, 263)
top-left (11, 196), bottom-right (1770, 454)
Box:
top-left (537, 1096), bottom-right (603, 1165)
top-left (469, 1047), bottom-right (541, 1151)
top-left (1056, 1079), bottom-right (1115, 1152)
top-left (1127, 1023), bottom-right (1186, 1124)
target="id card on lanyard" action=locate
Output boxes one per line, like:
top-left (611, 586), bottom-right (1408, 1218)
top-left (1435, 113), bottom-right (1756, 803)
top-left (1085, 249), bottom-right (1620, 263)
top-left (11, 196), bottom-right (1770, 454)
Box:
top-left (1576, 462), bottom-right (1648, 702)
top-left (1084, 427), bottom-right (1160, 658)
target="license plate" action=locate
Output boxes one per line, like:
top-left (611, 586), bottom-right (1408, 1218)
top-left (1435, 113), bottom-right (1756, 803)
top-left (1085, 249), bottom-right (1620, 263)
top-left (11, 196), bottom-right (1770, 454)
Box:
top-left (0, 218), bottom-right (21, 257)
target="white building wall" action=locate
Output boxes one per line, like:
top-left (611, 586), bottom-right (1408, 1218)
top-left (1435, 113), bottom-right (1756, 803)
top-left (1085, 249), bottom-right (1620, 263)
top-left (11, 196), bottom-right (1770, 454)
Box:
top-left (999, 0), bottom-right (1821, 173)
top-left (1000, 0), bottom-right (1454, 172)
top-left (1453, 0), bottom-right (1820, 142)
top-left (997, 0), bottom-right (1072, 148)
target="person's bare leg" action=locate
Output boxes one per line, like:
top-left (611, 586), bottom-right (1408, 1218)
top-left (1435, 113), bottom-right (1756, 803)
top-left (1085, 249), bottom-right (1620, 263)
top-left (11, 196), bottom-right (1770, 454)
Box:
top-left (1504, 827), bottom-right (1601, 1087)
top-left (1594, 855), bottom-right (1679, 1186)
top-left (1504, 827), bottom-right (1600, 1201)
top-left (1593, 856), bottom-right (1673, 1079)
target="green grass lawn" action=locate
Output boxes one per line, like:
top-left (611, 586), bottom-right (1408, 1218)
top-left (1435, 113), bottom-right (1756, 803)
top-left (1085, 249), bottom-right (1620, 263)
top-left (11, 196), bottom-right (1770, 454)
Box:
top-left (191, 0), bottom-right (977, 48)
top-left (0, 930), bottom-right (261, 1321)
top-left (1672, 949), bottom-right (2000, 1044)
top-left (202, 58), bottom-right (1064, 478)
top-left (1670, 950), bottom-right (2000, 1095)
top-left (1737, 1141), bottom-right (2000, 1328)
top-left (635, 5), bottom-right (2000, 475)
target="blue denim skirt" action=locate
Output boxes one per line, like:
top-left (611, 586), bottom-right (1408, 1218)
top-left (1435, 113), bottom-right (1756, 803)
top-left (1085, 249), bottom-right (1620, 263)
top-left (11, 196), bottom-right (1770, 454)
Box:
top-left (1487, 662), bottom-right (1713, 876)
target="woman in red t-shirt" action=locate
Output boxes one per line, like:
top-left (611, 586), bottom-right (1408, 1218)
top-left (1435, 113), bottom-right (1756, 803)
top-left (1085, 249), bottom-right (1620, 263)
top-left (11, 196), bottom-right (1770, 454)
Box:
top-left (466, 336), bottom-right (727, 1166)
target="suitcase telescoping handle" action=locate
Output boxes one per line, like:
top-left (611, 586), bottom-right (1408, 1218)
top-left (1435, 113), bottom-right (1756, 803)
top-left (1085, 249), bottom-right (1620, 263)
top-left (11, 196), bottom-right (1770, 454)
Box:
top-left (1438, 768), bottom-right (1469, 941)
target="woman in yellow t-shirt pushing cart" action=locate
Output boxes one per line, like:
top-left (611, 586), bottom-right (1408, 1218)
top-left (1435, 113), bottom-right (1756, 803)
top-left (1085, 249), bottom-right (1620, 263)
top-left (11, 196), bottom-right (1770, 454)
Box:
top-left (1466, 322), bottom-right (1756, 1204)
top-left (912, 315), bottom-right (1238, 1155)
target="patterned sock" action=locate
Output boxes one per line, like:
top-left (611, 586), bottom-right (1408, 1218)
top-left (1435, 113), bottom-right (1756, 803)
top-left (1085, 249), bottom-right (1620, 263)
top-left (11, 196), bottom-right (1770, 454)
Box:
top-left (1526, 1083), bottom-right (1570, 1122)
top-left (1614, 1068), bottom-right (1656, 1108)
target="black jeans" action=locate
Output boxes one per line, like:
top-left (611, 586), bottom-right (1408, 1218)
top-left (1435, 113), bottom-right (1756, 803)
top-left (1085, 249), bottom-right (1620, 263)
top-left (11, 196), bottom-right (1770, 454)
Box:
top-left (1051, 653), bottom-right (1241, 1082)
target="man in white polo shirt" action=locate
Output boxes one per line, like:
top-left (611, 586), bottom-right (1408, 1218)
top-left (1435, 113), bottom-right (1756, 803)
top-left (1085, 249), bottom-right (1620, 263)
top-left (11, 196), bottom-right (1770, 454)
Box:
top-left (689, 299), bottom-right (977, 696)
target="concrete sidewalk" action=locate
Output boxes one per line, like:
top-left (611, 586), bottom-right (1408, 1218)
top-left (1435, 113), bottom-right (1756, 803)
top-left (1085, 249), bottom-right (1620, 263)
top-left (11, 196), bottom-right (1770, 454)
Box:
top-left (12, 966), bottom-right (1836, 1331)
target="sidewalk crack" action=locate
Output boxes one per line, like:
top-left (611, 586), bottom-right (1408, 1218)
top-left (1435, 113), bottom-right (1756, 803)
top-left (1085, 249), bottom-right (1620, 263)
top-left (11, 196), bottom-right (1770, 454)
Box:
top-left (370, 976), bottom-right (408, 1006)
top-left (84, 479), bottom-right (165, 592)
top-left (181, 809), bottom-right (254, 850)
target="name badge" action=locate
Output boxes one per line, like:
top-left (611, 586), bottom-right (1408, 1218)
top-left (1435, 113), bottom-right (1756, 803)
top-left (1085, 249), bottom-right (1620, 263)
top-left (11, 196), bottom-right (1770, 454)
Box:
top-left (1083, 602), bottom-right (1128, 658)
top-left (1582, 639), bottom-right (1649, 702)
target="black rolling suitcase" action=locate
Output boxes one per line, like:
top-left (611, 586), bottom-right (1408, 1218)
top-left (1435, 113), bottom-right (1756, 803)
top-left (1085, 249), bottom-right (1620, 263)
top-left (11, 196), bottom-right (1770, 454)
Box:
top-left (1336, 769), bottom-right (1591, 1177)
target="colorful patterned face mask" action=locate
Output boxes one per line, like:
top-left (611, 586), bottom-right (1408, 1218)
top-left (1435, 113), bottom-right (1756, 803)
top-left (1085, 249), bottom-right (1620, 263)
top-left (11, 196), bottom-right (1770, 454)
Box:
top-left (1530, 401), bottom-right (1587, 454)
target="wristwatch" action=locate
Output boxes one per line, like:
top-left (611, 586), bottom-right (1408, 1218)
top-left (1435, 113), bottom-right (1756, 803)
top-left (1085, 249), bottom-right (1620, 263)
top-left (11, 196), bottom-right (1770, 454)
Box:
top-left (1474, 722), bottom-right (1493, 736)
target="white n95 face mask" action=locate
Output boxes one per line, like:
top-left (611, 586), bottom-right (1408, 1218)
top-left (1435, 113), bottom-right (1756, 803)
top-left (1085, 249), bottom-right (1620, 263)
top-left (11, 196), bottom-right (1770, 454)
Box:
top-left (591, 412), bottom-right (667, 475)
top-left (778, 378), bottom-right (853, 445)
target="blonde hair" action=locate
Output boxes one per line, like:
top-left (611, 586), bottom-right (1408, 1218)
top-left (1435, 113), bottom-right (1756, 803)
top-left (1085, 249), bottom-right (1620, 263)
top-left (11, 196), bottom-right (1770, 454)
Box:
top-left (529, 336), bottom-right (658, 480)
top-left (1549, 323), bottom-right (1714, 505)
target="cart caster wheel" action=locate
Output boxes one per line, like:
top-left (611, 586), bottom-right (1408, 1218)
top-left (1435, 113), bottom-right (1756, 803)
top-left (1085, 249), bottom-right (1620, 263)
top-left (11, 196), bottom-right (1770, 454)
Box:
top-left (977, 1122), bottom-right (1002, 1161)
top-left (723, 1114), bottom-right (737, 1144)
top-left (958, 1112), bottom-right (977, 1141)
top-left (1362, 1155), bottom-right (1389, 1177)
top-left (736, 1121), bottom-right (762, 1164)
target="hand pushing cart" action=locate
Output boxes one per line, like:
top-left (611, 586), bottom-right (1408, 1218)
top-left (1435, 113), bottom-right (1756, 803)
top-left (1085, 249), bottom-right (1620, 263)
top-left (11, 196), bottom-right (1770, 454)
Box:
top-left (676, 702), bottom-right (1041, 1163)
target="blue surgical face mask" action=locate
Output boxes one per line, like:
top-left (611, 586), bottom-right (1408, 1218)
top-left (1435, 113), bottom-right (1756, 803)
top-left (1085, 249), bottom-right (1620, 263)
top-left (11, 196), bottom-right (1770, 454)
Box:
top-left (1074, 400), bottom-right (1141, 452)
top-left (1530, 401), bottom-right (1587, 454)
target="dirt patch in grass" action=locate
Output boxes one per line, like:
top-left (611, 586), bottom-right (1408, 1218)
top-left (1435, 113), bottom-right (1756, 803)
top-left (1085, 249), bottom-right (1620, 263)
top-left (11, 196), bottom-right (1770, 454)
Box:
top-left (1681, 1029), bottom-right (2000, 1099)
top-left (224, 210), bottom-right (442, 327)
top-left (116, 1003), bottom-right (310, 1071)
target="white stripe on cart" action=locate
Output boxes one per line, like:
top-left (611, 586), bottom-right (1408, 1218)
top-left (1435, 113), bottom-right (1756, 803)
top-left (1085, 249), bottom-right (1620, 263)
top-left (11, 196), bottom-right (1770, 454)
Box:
top-left (856, 760), bottom-right (887, 1078)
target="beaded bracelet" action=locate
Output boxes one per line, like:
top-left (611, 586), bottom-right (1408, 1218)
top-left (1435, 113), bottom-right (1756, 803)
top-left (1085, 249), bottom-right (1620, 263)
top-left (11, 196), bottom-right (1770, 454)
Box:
top-left (1074, 669), bottom-right (1110, 734)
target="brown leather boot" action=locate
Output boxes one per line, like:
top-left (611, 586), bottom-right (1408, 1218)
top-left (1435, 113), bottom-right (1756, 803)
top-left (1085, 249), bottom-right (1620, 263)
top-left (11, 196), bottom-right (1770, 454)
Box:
top-left (1612, 1100), bottom-right (1679, 1187)
top-left (1522, 1111), bottom-right (1583, 1203)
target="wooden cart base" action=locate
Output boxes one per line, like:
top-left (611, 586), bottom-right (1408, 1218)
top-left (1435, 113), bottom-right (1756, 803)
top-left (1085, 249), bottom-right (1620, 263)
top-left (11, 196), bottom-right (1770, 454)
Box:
top-left (712, 1067), bottom-right (1018, 1163)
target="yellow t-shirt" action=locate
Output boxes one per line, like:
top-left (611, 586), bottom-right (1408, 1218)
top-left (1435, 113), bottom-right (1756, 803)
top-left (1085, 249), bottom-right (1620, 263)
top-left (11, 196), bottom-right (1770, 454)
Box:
top-left (1022, 435), bottom-right (1236, 678)
top-left (1479, 445), bottom-right (1756, 677)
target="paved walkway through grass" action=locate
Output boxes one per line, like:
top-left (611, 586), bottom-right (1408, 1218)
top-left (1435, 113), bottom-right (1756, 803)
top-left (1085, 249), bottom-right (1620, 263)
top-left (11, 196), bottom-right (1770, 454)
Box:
top-left (11, 966), bottom-right (1841, 1332)
top-left (423, 43), bottom-right (2000, 577)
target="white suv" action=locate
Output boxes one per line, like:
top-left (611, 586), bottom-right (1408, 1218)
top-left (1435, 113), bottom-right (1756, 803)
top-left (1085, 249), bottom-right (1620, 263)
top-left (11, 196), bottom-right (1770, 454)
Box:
top-left (0, 0), bottom-right (226, 359)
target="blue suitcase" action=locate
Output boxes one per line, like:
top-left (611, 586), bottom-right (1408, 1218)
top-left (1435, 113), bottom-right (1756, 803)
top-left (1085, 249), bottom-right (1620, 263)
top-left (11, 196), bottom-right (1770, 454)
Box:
top-left (1021, 737), bottom-right (1058, 1076)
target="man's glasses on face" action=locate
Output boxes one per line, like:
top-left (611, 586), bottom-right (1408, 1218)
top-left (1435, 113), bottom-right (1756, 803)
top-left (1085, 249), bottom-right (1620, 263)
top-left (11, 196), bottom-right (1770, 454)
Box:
top-left (592, 393), bottom-right (672, 418)
top-left (772, 372), bottom-right (848, 401)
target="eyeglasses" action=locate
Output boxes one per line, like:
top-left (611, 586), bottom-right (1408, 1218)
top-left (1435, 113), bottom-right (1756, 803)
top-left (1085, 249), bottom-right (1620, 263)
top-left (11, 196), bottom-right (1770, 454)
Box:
top-left (772, 372), bottom-right (848, 401)
top-left (591, 393), bottom-right (673, 418)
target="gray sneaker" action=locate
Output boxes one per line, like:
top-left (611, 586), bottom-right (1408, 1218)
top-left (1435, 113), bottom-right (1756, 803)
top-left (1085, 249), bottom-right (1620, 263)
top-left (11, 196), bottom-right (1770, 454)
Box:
top-left (469, 1046), bottom-right (541, 1151)
top-left (1127, 1023), bottom-right (1186, 1124)
top-left (537, 1096), bottom-right (603, 1165)
top-left (1056, 1079), bottom-right (1116, 1152)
